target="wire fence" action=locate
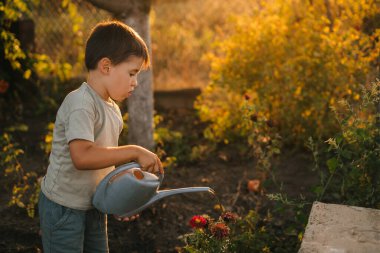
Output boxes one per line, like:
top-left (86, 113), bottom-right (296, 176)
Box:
top-left (30, 0), bottom-right (111, 76)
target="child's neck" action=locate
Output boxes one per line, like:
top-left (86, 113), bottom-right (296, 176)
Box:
top-left (86, 72), bottom-right (110, 102)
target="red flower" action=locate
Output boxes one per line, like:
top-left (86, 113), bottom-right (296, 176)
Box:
top-left (221, 212), bottom-right (239, 223)
top-left (244, 93), bottom-right (250, 100)
top-left (189, 215), bottom-right (208, 229)
top-left (247, 179), bottom-right (260, 193)
top-left (210, 222), bottom-right (230, 239)
top-left (0, 80), bottom-right (9, 94)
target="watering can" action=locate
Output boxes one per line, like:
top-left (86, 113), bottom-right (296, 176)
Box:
top-left (92, 162), bottom-right (212, 217)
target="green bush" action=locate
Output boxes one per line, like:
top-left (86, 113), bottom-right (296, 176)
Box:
top-left (308, 80), bottom-right (380, 208)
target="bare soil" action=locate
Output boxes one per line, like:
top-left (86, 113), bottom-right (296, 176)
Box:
top-left (0, 105), bottom-right (318, 253)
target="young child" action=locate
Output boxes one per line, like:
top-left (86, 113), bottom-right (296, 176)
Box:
top-left (38, 20), bottom-right (163, 253)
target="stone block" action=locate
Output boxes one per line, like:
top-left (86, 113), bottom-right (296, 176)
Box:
top-left (299, 201), bottom-right (380, 253)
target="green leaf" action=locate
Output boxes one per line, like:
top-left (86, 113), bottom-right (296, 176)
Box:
top-left (313, 186), bottom-right (323, 196)
top-left (327, 158), bottom-right (338, 173)
top-left (336, 135), bottom-right (343, 145)
top-left (340, 150), bottom-right (352, 160)
top-left (356, 128), bottom-right (367, 140)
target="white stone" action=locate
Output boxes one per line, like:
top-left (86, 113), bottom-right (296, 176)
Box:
top-left (299, 201), bottom-right (380, 253)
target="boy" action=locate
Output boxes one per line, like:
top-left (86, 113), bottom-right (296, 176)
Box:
top-left (38, 21), bottom-right (163, 253)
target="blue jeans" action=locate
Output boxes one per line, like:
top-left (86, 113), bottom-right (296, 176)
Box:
top-left (38, 191), bottom-right (109, 253)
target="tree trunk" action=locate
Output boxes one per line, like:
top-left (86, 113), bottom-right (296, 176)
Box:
top-left (118, 3), bottom-right (154, 151)
top-left (87, 0), bottom-right (154, 150)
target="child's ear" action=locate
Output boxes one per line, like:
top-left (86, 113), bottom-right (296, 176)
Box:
top-left (98, 57), bottom-right (112, 75)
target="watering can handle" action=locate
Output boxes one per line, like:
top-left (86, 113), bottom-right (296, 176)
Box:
top-left (109, 163), bottom-right (165, 188)
top-left (105, 162), bottom-right (164, 185)
top-left (105, 162), bottom-right (141, 184)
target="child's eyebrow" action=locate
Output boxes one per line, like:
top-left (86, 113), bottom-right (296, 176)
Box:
top-left (131, 69), bottom-right (140, 73)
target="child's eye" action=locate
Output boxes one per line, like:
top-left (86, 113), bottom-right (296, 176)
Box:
top-left (129, 73), bottom-right (136, 77)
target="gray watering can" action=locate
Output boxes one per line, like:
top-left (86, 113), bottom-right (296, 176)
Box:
top-left (92, 162), bottom-right (212, 217)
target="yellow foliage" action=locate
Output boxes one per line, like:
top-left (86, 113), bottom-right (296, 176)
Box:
top-left (197, 0), bottom-right (379, 143)
top-left (0, 133), bottom-right (39, 218)
top-left (23, 69), bottom-right (31, 79)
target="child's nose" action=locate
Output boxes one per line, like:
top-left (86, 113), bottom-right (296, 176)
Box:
top-left (132, 79), bottom-right (138, 87)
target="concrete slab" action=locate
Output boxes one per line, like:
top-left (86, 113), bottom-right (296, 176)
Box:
top-left (299, 201), bottom-right (380, 253)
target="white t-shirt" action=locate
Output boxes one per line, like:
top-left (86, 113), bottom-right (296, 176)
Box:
top-left (41, 82), bottom-right (123, 210)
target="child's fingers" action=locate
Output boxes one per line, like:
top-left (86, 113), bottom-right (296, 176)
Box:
top-left (114, 214), bottom-right (140, 222)
top-left (157, 157), bottom-right (164, 174)
top-left (114, 214), bottom-right (122, 221)
top-left (153, 161), bottom-right (159, 174)
top-left (142, 163), bottom-right (153, 173)
top-left (122, 214), bottom-right (139, 222)
top-left (147, 164), bottom-right (155, 173)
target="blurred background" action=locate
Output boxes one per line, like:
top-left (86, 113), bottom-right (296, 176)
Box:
top-left (0, 0), bottom-right (379, 252)
top-left (18, 0), bottom-right (251, 90)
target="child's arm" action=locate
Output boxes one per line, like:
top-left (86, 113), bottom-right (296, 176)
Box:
top-left (69, 139), bottom-right (163, 173)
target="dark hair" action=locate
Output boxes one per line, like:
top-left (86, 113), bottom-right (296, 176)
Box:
top-left (85, 20), bottom-right (150, 71)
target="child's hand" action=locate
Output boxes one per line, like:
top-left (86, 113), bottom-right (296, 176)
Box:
top-left (134, 146), bottom-right (164, 174)
top-left (114, 214), bottom-right (139, 222)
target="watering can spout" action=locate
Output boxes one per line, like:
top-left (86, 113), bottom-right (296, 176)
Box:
top-left (146, 187), bottom-right (213, 206)
top-left (119, 187), bottom-right (213, 218)
top-left (157, 187), bottom-right (213, 199)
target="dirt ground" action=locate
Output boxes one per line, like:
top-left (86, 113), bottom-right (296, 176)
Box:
top-left (0, 106), bottom-right (318, 253)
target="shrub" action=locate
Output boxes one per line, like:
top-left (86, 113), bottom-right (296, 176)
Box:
top-left (308, 80), bottom-right (380, 208)
top-left (0, 0), bottom-right (84, 121)
top-left (196, 0), bottom-right (379, 145)
top-left (0, 132), bottom-right (39, 217)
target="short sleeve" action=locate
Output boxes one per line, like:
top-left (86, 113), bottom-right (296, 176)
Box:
top-left (65, 109), bottom-right (95, 143)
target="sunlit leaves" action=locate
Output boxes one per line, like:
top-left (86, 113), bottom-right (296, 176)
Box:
top-left (0, 30), bottom-right (26, 70)
top-left (0, 133), bottom-right (39, 218)
top-left (198, 0), bottom-right (379, 144)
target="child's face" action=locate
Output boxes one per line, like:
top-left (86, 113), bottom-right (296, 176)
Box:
top-left (105, 56), bottom-right (144, 102)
